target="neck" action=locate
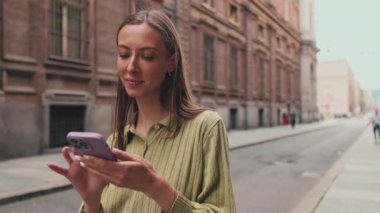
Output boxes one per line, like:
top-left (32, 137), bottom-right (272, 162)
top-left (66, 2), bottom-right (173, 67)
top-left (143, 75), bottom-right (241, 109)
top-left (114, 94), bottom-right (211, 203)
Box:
top-left (135, 98), bottom-right (169, 137)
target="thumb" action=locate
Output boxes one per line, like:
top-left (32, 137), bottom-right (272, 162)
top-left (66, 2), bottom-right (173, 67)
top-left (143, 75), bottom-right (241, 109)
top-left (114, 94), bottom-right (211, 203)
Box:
top-left (112, 148), bottom-right (136, 161)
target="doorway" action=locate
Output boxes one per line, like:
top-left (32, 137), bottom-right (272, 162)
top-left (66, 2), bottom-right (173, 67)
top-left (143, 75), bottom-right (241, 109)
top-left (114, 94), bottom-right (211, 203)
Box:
top-left (258, 108), bottom-right (264, 127)
top-left (49, 105), bottom-right (85, 148)
top-left (230, 108), bottom-right (238, 129)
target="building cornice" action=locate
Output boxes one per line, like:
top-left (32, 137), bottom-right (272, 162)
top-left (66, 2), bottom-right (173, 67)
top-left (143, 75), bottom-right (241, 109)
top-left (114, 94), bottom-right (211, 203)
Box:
top-left (246, 0), bottom-right (301, 42)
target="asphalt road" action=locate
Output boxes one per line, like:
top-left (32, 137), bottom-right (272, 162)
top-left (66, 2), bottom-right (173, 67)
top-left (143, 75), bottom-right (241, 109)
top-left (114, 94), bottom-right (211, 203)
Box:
top-left (230, 119), bottom-right (366, 213)
top-left (0, 119), bottom-right (366, 213)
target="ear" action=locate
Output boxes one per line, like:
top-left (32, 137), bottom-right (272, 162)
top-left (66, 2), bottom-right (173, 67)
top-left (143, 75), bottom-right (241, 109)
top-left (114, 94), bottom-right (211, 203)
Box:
top-left (167, 53), bottom-right (179, 72)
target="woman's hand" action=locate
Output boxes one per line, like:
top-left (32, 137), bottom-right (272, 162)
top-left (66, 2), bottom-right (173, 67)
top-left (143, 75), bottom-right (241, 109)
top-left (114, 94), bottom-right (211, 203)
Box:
top-left (78, 148), bottom-right (177, 212)
top-left (47, 147), bottom-right (107, 209)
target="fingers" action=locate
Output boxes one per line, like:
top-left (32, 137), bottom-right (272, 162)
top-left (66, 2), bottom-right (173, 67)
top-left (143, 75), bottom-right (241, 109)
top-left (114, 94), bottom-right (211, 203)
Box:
top-left (78, 155), bottom-right (141, 179)
top-left (46, 163), bottom-right (68, 177)
top-left (83, 159), bottom-right (146, 188)
top-left (84, 165), bottom-right (119, 185)
top-left (112, 149), bottom-right (145, 162)
top-left (111, 149), bottom-right (152, 170)
top-left (78, 155), bottom-right (124, 174)
top-left (46, 146), bottom-right (73, 177)
top-left (112, 148), bottom-right (138, 161)
top-left (62, 146), bottom-right (74, 165)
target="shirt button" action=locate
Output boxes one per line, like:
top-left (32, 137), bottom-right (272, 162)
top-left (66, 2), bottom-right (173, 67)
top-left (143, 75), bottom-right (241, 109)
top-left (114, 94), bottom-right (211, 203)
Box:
top-left (154, 124), bottom-right (160, 130)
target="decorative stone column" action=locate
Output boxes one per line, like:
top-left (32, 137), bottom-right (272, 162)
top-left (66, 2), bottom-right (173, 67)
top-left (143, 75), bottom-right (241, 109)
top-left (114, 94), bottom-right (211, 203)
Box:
top-left (299, 0), bottom-right (318, 123)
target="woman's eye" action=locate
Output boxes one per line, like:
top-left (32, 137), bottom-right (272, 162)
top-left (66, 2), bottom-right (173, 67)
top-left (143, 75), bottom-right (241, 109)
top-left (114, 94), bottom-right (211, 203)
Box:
top-left (119, 54), bottom-right (129, 59)
top-left (143, 55), bottom-right (155, 61)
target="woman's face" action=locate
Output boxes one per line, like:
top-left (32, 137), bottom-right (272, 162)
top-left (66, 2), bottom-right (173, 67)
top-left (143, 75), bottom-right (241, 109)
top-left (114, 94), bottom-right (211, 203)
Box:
top-left (116, 23), bottom-right (175, 100)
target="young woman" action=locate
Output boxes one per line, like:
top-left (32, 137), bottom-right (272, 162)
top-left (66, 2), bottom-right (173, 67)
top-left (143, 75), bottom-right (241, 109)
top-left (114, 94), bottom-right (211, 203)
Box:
top-left (48, 9), bottom-right (236, 213)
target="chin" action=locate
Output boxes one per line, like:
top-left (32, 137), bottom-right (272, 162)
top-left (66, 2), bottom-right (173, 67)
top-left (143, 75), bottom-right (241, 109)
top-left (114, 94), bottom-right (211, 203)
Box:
top-left (123, 87), bottom-right (139, 98)
top-left (125, 91), bottom-right (140, 98)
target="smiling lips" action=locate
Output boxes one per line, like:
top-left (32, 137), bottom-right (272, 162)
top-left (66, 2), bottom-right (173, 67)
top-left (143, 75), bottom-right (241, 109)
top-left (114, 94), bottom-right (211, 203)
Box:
top-left (126, 79), bottom-right (144, 86)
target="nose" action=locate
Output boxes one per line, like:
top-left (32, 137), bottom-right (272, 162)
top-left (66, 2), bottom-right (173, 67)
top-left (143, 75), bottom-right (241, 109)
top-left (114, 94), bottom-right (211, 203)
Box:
top-left (126, 54), bottom-right (139, 73)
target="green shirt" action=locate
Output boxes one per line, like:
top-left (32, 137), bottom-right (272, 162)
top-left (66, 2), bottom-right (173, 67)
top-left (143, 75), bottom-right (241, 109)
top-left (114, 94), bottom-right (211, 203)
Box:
top-left (101, 110), bottom-right (236, 212)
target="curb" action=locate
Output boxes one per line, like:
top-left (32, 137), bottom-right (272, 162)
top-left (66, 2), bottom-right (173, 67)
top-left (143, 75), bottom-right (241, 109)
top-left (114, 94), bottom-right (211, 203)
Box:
top-left (230, 123), bottom-right (340, 150)
top-left (0, 184), bottom-right (72, 206)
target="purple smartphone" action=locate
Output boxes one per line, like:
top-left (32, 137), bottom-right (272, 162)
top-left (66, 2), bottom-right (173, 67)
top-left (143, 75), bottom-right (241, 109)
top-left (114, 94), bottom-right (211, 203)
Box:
top-left (66, 132), bottom-right (116, 161)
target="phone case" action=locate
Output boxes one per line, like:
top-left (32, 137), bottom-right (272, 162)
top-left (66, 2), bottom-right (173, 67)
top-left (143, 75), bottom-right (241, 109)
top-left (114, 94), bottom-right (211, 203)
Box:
top-left (66, 132), bottom-right (116, 161)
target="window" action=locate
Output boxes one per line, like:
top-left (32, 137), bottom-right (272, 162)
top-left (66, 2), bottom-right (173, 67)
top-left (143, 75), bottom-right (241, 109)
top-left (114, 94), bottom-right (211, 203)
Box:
top-left (282, 69), bottom-right (287, 99)
top-left (258, 25), bottom-right (264, 38)
top-left (276, 37), bottom-right (281, 48)
top-left (310, 63), bottom-right (315, 83)
top-left (276, 64), bottom-right (282, 100)
top-left (229, 4), bottom-right (238, 23)
top-left (204, 34), bottom-right (214, 83)
top-left (190, 27), bottom-right (198, 83)
top-left (134, 0), bottom-right (148, 12)
top-left (49, 0), bottom-right (88, 61)
top-left (291, 44), bottom-right (296, 56)
top-left (131, 0), bottom-right (164, 13)
top-left (282, 37), bottom-right (287, 51)
top-left (202, 0), bottom-right (214, 7)
top-left (259, 58), bottom-right (266, 99)
top-left (284, 70), bottom-right (290, 100)
top-left (230, 46), bottom-right (238, 88)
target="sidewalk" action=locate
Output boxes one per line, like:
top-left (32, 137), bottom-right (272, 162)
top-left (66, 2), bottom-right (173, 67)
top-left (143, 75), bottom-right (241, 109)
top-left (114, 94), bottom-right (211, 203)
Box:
top-left (0, 119), bottom-right (341, 206)
top-left (313, 126), bottom-right (380, 213)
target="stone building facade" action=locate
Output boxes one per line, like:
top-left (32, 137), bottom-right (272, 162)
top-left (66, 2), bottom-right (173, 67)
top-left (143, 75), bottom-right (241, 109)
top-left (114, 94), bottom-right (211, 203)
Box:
top-left (189, 0), bottom-right (301, 129)
top-left (317, 60), bottom-right (361, 118)
top-left (0, 0), bottom-right (302, 159)
top-left (0, 0), bottom-right (141, 159)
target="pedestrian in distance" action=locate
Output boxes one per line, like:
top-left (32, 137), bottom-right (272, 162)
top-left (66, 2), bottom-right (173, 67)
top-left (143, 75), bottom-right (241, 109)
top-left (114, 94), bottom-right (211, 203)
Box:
top-left (368, 109), bottom-right (380, 143)
top-left (290, 111), bottom-right (297, 129)
top-left (47, 9), bottom-right (236, 213)
top-left (282, 112), bottom-right (289, 126)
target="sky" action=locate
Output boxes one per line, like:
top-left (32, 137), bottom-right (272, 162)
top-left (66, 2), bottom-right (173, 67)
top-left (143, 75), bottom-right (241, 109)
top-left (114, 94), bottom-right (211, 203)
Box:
top-left (315, 0), bottom-right (380, 91)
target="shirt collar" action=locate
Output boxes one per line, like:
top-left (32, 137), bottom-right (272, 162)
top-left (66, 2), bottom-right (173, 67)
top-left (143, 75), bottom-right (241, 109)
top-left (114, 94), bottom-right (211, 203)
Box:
top-left (125, 114), bottom-right (177, 134)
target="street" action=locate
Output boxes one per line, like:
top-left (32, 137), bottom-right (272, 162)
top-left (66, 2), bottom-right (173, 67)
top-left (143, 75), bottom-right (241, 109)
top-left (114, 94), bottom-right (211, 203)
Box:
top-left (231, 119), bottom-right (366, 213)
top-left (0, 120), bottom-right (366, 213)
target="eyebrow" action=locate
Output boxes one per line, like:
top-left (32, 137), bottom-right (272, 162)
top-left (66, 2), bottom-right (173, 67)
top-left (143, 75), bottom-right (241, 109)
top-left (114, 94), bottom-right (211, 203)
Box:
top-left (117, 44), bottom-right (158, 52)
